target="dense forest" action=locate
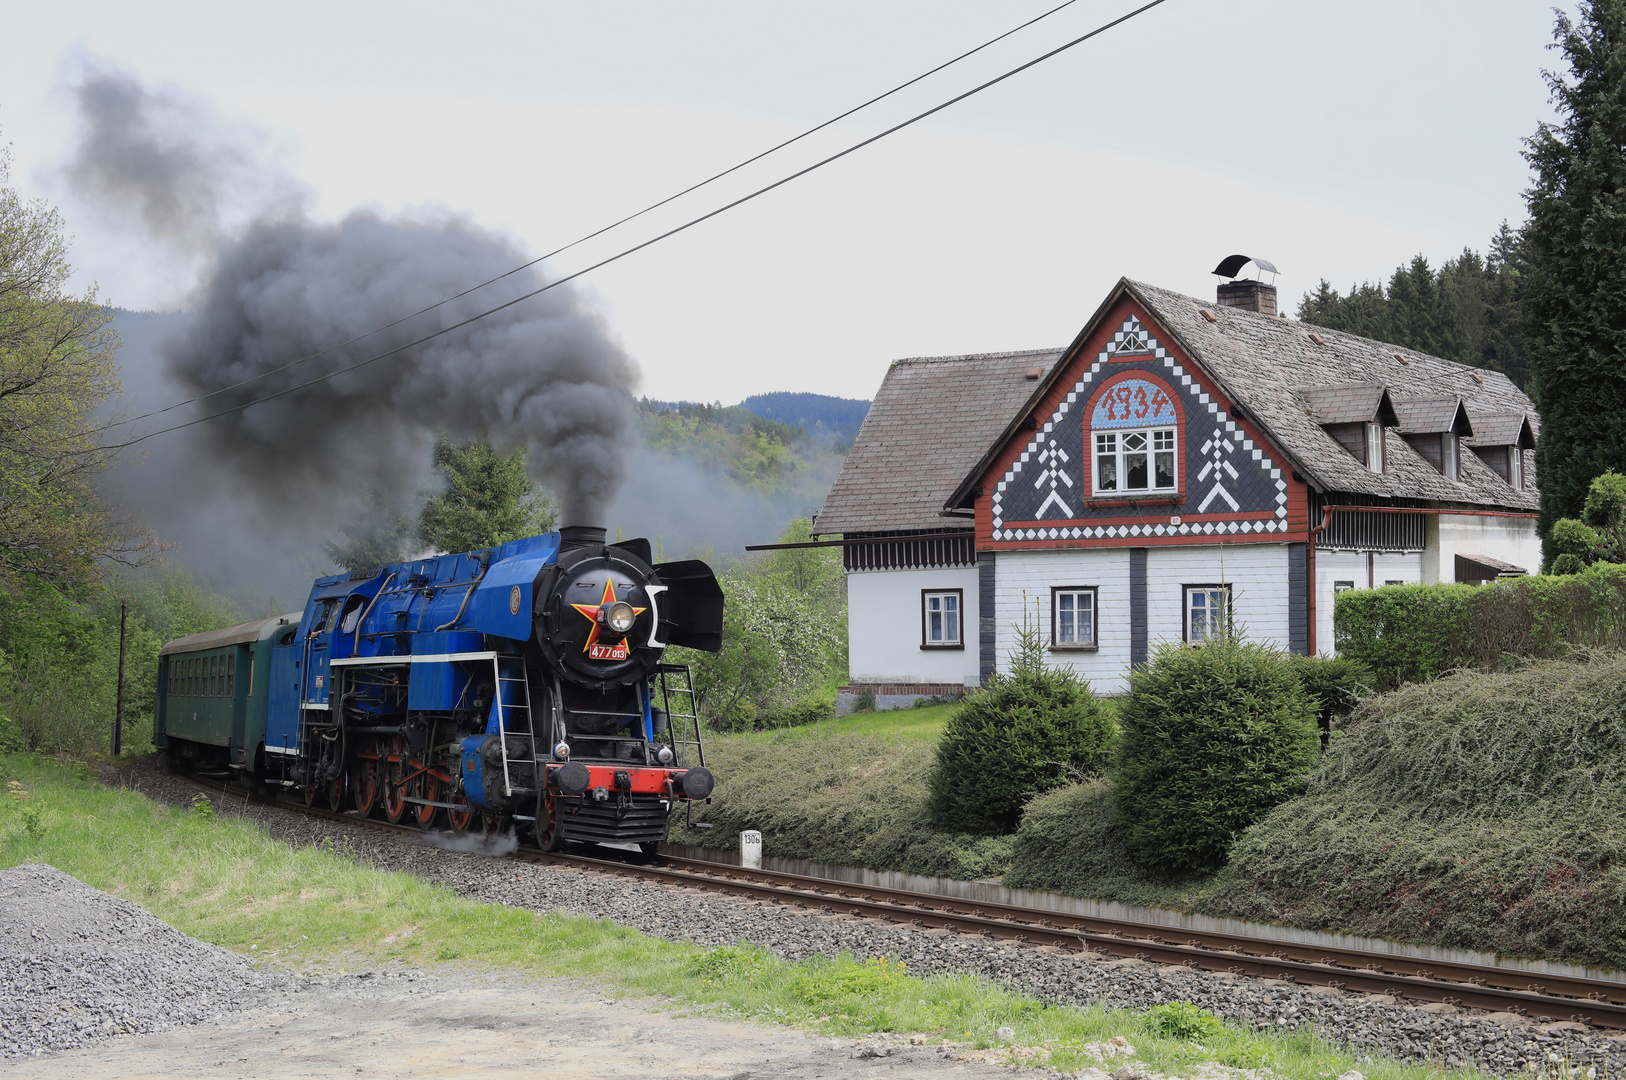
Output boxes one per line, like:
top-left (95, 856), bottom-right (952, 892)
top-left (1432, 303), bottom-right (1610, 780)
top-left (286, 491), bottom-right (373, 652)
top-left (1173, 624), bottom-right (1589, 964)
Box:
top-left (1297, 223), bottom-right (1531, 389)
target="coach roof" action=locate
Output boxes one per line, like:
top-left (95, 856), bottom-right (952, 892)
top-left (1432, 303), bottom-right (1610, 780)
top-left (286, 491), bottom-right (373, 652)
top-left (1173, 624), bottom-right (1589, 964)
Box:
top-left (160, 613), bottom-right (300, 656)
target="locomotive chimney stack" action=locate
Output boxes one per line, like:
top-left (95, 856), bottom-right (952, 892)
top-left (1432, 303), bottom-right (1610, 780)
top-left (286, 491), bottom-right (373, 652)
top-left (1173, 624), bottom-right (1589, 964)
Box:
top-left (559, 525), bottom-right (608, 552)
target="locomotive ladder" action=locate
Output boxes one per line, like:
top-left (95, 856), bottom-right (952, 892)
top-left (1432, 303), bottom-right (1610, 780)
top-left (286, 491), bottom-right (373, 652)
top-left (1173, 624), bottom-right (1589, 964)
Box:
top-left (655, 663), bottom-right (705, 769)
top-left (655, 663), bottom-right (711, 831)
top-left (493, 655), bottom-right (535, 798)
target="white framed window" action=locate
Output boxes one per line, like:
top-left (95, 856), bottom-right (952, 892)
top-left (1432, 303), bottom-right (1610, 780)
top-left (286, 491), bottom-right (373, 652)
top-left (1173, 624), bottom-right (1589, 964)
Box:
top-left (1051, 587), bottom-right (1098, 650)
top-left (921, 589), bottom-right (963, 649)
top-left (1333, 580), bottom-right (1355, 594)
top-left (1365, 423), bottom-right (1384, 472)
top-left (1384, 579), bottom-right (1405, 587)
top-left (1442, 433), bottom-right (1459, 481)
top-left (1094, 427), bottom-right (1177, 494)
top-left (1183, 584), bottom-right (1232, 643)
top-left (1510, 448), bottom-right (1524, 489)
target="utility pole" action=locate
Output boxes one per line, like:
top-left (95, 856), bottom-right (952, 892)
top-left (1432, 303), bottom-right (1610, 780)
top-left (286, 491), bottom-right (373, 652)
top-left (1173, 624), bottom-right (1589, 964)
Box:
top-left (113, 598), bottom-right (128, 757)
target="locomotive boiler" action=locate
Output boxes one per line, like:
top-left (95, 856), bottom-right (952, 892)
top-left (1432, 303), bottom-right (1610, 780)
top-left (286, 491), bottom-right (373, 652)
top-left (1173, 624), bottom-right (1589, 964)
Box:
top-left (155, 526), bottom-right (723, 851)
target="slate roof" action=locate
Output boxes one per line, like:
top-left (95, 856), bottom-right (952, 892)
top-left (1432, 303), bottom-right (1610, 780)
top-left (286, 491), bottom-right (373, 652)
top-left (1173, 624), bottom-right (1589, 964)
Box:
top-left (1298, 384), bottom-right (1395, 426)
top-left (1393, 397), bottom-right (1473, 436)
top-left (1122, 280), bottom-right (1539, 512)
top-left (1467, 411), bottom-right (1537, 449)
top-left (814, 348), bottom-right (1064, 534)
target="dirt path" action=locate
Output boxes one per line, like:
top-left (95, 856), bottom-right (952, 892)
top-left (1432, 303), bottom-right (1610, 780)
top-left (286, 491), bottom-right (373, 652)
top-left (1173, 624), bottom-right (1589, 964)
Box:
top-left (0, 968), bottom-right (1035, 1080)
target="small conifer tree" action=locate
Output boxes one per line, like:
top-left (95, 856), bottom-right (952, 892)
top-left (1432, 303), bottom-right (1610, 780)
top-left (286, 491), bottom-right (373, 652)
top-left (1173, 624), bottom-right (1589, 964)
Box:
top-left (926, 599), bottom-right (1115, 835)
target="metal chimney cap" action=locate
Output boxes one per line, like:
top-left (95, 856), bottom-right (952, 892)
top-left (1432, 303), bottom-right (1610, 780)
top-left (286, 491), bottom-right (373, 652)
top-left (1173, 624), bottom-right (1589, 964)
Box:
top-left (1212, 255), bottom-right (1278, 281)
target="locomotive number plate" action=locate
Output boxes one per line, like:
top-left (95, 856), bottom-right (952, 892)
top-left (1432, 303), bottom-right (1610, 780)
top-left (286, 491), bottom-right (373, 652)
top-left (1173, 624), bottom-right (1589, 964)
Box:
top-left (588, 642), bottom-right (629, 661)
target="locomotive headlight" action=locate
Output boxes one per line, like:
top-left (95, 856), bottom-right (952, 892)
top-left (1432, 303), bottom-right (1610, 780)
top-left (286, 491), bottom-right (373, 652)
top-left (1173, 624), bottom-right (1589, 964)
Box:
top-left (554, 741), bottom-right (571, 760)
top-left (656, 746), bottom-right (674, 765)
top-left (599, 600), bottom-right (637, 634)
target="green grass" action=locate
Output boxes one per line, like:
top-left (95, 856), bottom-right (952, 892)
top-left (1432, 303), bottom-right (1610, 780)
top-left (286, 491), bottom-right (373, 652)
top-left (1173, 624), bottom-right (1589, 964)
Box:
top-left (731, 703), bottom-right (956, 743)
top-left (732, 698), bottom-right (1120, 745)
top-left (0, 752), bottom-right (1481, 1080)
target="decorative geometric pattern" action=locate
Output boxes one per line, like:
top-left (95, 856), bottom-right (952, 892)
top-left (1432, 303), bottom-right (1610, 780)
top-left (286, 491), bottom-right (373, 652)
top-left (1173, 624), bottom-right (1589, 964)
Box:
top-left (990, 316), bottom-right (1290, 542)
top-left (1032, 442), bottom-right (1073, 519)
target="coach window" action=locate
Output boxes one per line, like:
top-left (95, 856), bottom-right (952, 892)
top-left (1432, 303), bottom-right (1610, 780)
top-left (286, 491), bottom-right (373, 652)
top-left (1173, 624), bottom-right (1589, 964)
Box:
top-left (1051, 587), bottom-right (1098, 650)
top-left (227, 654), bottom-right (236, 697)
top-left (921, 589), bottom-right (963, 649)
top-left (1183, 584), bottom-right (1233, 643)
top-left (247, 653), bottom-right (255, 697)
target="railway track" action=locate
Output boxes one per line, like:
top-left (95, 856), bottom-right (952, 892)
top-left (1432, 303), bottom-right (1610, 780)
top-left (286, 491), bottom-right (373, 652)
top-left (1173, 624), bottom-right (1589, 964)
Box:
top-left (180, 771), bottom-right (1626, 1030)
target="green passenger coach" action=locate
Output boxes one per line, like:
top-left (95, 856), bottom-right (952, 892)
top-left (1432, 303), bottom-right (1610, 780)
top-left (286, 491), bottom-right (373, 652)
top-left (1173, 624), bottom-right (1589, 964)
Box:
top-left (156, 613), bottom-right (300, 775)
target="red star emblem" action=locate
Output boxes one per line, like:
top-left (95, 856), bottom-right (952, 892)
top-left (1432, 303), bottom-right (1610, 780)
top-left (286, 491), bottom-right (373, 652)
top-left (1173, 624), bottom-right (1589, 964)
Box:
top-left (569, 578), bottom-right (646, 653)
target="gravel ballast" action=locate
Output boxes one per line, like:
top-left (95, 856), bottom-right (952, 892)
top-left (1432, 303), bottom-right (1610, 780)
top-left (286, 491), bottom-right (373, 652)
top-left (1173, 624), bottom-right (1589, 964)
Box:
top-left (122, 758), bottom-right (1626, 1077)
top-left (0, 863), bottom-right (291, 1059)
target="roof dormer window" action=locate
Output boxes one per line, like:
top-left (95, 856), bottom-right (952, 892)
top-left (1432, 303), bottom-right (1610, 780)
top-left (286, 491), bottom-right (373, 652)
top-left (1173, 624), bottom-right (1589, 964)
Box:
top-left (1466, 413), bottom-right (1537, 490)
top-left (1299, 384), bottom-right (1398, 475)
top-left (1394, 397), bottom-right (1475, 481)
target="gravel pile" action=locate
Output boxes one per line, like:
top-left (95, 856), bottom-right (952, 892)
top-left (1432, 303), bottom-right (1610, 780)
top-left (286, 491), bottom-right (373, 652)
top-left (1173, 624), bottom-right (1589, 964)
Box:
top-left (0, 863), bottom-right (291, 1059)
top-left (122, 757), bottom-right (1626, 1077)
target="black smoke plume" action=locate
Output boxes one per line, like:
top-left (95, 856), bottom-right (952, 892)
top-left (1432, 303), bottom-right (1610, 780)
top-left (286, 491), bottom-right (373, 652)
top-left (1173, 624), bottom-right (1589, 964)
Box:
top-left (168, 212), bottom-right (637, 526)
top-left (70, 65), bottom-right (638, 564)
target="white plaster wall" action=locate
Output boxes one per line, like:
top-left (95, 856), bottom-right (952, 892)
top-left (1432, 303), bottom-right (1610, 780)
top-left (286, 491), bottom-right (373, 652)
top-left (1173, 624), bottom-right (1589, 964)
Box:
top-left (1423, 514), bottom-right (1543, 583)
top-left (993, 548), bottom-right (1133, 693)
top-left (1144, 544), bottom-right (1292, 653)
top-left (1315, 549), bottom-right (1425, 656)
top-left (846, 566), bottom-right (980, 684)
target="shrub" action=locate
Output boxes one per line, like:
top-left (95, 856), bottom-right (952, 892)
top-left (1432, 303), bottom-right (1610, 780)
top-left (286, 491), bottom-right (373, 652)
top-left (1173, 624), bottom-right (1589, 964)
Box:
top-left (1113, 637), bottom-right (1319, 873)
top-left (1286, 654), bottom-right (1372, 740)
top-left (762, 688), bottom-right (836, 729)
top-left (926, 615), bottom-right (1114, 835)
top-left (1334, 563), bottom-right (1626, 690)
top-left (1549, 518), bottom-right (1604, 572)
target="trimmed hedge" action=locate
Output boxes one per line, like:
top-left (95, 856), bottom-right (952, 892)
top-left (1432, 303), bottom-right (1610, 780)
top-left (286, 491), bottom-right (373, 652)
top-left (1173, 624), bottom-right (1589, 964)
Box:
top-left (1112, 638), bottom-right (1319, 873)
top-left (1334, 561), bottom-right (1626, 690)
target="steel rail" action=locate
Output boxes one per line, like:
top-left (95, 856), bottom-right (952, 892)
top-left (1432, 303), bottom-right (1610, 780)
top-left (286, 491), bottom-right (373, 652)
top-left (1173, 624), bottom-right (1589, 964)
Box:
top-left (523, 849), bottom-right (1626, 1030)
top-left (173, 772), bottom-right (1626, 1029)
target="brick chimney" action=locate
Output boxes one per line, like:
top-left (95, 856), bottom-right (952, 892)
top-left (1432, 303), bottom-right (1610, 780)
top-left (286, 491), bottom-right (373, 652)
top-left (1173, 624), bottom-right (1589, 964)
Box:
top-left (1216, 278), bottom-right (1277, 316)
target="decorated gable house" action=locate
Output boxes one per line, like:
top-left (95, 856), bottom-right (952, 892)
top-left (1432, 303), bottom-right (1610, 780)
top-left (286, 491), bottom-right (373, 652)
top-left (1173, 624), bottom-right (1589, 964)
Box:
top-left (814, 272), bottom-right (1540, 708)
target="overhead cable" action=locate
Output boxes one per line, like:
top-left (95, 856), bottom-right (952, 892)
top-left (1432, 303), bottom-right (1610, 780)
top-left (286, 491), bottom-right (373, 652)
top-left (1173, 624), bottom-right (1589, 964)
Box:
top-left (107, 0), bottom-right (1171, 450)
top-left (99, 0), bottom-right (1090, 434)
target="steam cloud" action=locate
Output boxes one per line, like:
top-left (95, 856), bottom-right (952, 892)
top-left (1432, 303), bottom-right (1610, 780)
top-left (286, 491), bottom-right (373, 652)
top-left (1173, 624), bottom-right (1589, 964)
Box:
top-left (71, 66), bottom-right (638, 539)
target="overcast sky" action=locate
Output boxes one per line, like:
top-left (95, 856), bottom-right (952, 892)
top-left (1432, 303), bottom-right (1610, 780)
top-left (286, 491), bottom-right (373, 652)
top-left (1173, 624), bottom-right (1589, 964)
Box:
top-left (0, 1), bottom-right (1576, 404)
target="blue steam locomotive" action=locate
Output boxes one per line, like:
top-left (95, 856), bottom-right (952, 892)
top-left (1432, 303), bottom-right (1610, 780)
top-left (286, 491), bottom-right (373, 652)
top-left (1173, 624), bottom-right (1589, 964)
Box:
top-left (155, 526), bottom-right (723, 851)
